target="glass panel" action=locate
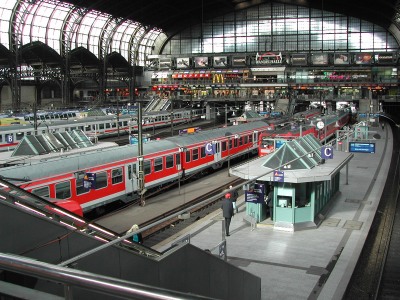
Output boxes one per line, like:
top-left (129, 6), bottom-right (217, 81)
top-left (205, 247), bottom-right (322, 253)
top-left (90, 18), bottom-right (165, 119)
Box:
top-left (55, 181), bottom-right (71, 199)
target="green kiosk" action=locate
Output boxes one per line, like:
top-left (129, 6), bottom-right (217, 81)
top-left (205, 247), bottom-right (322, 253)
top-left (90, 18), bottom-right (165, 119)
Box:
top-left (234, 134), bottom-right (354, 231)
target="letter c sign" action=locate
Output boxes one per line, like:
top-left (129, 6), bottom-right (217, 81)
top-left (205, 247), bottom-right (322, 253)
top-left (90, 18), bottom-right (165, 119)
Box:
top-left (321, 146), bottom-right (333, 159)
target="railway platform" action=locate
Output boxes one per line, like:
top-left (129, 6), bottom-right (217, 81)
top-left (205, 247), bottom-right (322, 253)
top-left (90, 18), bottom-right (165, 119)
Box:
top-left (95, 123), bottom-right (390, 300)
top-left (146, 125), bottom-right (389, 300)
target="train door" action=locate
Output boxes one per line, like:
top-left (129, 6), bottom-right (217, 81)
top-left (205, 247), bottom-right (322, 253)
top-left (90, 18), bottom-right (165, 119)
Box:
top-left (214, 142), bottom-right (222, 162)
top-left (125, 163), bottom-right (138, 195)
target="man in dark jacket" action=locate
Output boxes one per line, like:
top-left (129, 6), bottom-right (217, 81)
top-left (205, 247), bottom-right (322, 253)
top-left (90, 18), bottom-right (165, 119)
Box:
top-left (221, 193), bottom-right (234, 236)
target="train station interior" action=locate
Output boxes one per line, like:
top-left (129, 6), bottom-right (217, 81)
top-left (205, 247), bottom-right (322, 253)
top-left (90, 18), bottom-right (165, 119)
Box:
top-left (1, 0), bottom-right (400, 299)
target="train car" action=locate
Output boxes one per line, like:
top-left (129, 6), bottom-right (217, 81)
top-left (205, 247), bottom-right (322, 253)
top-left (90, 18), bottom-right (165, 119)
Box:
top-left (0, 108), bottom-right (204, 152)
top-left (258, 110), bottom-right (350, 157)
top-left (0, 120), bottom-right (274, 215)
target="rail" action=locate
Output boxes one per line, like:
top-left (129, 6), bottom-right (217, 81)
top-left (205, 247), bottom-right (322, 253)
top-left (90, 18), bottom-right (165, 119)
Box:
top-left (0, 252), bottom-right (209, 300)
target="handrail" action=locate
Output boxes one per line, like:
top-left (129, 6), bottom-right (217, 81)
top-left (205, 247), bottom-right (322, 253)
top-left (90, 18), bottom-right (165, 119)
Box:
top-left (0, 252), bottom-right (209, 300)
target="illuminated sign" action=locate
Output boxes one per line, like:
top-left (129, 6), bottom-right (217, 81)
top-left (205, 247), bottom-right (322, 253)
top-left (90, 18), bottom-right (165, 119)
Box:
top-left (375, 53), bottom-right (395, 64)
top-left (255, 52), bottom-right (282, 65)
top-left (232, 55), bottom-right (247, 66)
top-left (349, 142), bottom-right (375, 153)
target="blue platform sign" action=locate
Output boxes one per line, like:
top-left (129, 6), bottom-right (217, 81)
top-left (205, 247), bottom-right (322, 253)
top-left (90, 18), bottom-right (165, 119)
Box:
top-left (321, 146), bottom-right (334, 159)
top-left (245, 183), bottom-right (265, 203)
top-left (273, 170), bottom-right (284, 182)
top-left (83, 172), bottom-right (96, 189)
top-left (349, 142), bottom-right (375, 153)
top-left (6, 134), bottom-right (13, 143)
top-left (205, 142), bottom-right (216, 155)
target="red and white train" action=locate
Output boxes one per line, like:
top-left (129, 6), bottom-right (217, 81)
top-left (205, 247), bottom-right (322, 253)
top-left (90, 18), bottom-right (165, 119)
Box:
top-left (258, 110), bottom-right (350, 157)
top-left (0, 110), bottom-right (349, 217)
top-left (0, 108), bottom-right (204, 151)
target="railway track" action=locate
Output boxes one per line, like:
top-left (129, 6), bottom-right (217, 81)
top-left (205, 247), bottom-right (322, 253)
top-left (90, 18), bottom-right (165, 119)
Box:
top-left (344, 124), bottom-right (400, 299)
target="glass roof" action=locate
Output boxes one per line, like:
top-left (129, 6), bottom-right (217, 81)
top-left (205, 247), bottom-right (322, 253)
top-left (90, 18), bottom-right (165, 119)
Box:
top-left (262, 134), bottom-right (323, 170)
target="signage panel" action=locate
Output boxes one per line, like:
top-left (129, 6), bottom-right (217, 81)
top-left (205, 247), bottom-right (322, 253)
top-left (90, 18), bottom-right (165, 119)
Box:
top-left (311, 53), bottom-right (328, 65)
top-left (354, 53), bottom-right (373, 65)
top-left (232, 55), bottom-right (247, 67)
top-left (273, 170), bottom-right (284, 182)
top-left (176, 57), bottom-right (190, 69)
top-left (194, 56), bottom-right (209, 68)
top-left (291, 54), bottom-right (308, 65)
top-left (349, 142), bottom-right (375, 153)
top-left (255, 52), bottom-right (282, 65)
top-left (159, 58), bottom-right (172, 69)
top-left (333, 53), bottom-right (350, 65)
top-left (83, 172), bottom-right (96, 189)
top-left (213, 56), bottom-right (228, 67)
top-left (245, 183), bottom-right (265, 203)
top-left (375, 53), bottom-right (395, 64)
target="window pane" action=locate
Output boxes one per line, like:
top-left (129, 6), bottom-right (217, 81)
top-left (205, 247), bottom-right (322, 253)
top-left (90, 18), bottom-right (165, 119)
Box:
top-left (56, 181), bottom-right (71, 199)
top-left (32, 186), bottom-right (49, 198)
top-left (154, 158), bottom-right (163, 172)
top-left (112, 167), bottom-right (123, 184)
top-left (96, 172), bottom-right (108, 189)
top-left (166, 155), bottom-right (174, 168)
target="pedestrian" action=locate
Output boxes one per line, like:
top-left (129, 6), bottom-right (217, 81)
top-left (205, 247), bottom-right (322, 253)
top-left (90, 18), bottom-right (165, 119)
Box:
top-left (229, 185), bottom-right (239, 213)
top-left (381, 122), bottom-right (385, 130)
top-left (127, 224), bottom-right (143, 244)
top-left (221, 193), bottom-right (234, 236)
top-left (266, 186), bottom-right (274, 221)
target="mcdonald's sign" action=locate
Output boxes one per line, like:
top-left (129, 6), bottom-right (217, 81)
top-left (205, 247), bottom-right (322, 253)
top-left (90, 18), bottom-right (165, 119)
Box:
top-left (212, 73), bottom-right (224, 83)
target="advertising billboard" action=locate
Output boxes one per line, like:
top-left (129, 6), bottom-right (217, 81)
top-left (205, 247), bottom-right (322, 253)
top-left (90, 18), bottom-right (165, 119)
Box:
top-left (213, 56), bottom-right (228, 67)
top-left (194, 56), bottom-right (209, 68)
top-left (176, 57), bottom-right (190, 69)
top-left (232, 55), bottom-right (247, 67)
top-left (311, 53), bottom-right (329, 65)
top-left (291, 54), bottom-right (308, 65)
top-left (159, 58), bottom-right (172, 69)
top-left (375, 53), bottom-right (395, 64)
top-left (354, 53), bottom-right (373, 65)
top-left (255, 52), bottom-right (282, 65)
top-left (333, 53), bottom-right (350, 65)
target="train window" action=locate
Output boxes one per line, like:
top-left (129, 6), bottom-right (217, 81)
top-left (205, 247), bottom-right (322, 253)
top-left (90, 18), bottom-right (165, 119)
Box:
top-left (154, 157), bottom-right (163, 172)
top-left (55, 181), bottom-right (71, 199)
top-left (123, 121), bottom-right (128, 126)
top-left (144, 161), bottom-right (151, 175)
top-left (76, 173), bottom-right (89, 195)
top-left (201, 147), bottom-right (206, 158)
top-left (229, 139), bottom-right (233, 149)
top-left (16, 132), bottom-right (24, 141)
top-left (32, 186), bottom-right (50, 198)
top-left (222, 141), bottom-right (227, 152)
top-left (166, 155), bottom-right (173, 168)
top-left (111, 122), bottom-right (116, 128)
top-left (238, 137), bottom-right (243, 146)
top-left (78, 126), bottom-right (84, 131)
top-left (106, 123), bottom-right (111, 129)
top-left (85, 125), bottom-right (91, 131)
top-left (133, 164), bottom-right (137, 175)
top-left (175, 153), bottom-right (180, 166)
top-left (193, 148), bottom-right (199, 160)
top-left (96, 172), bottom-right (108, 189)
top-left (112, 168), bottom-right (123, 184)
top-left (0, 135), bottom-right (2, 142)
top-left (244, 135), bottom-right (249, 144)
top-left (185, 150), bottom-right (191, 162)
top-left (99, 124), bottom-right (104, 130)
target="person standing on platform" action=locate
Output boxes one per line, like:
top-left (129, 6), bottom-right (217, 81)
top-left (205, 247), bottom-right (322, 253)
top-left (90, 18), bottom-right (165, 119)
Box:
top-left (127, 224), bottom-right (143, 244)
top-left (266, 186), bottom-right (274, 221)
top-left (221, 193), bottom-right (234, 236)
top-left (229, 185), bottom-right (239, 213)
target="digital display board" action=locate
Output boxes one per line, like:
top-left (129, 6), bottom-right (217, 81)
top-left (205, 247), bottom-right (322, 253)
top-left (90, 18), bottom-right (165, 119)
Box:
top-left (349, 142), bottom-right (375, 153)
top-left (375, 53), bottom-right (395, 64)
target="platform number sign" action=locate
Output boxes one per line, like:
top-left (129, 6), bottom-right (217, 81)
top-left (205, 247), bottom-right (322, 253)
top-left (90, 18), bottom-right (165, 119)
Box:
top-left (321, 146), bottom-right (333, 159)
top-left (6, 134), bottom-right (13, 143)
